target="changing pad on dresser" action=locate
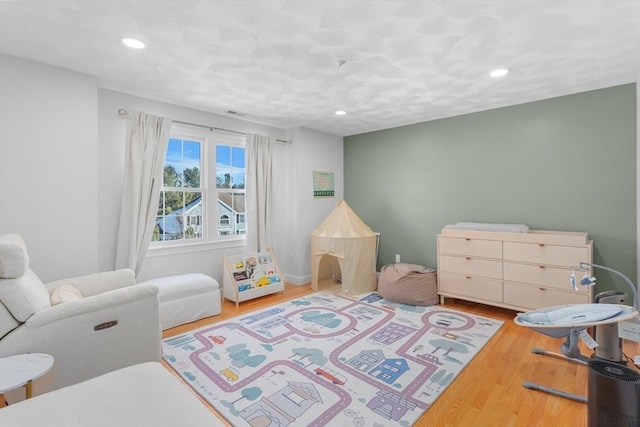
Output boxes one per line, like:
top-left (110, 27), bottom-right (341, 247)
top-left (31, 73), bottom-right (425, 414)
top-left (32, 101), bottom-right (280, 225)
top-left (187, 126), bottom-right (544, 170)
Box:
top-left (443, 222), bottom-right (530, 233)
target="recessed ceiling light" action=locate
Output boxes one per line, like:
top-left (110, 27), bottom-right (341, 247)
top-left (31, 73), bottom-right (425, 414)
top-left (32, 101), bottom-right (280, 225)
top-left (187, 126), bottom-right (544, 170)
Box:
top-left (121, 37), bottom-right (145, 49)
top-left (335, 110), bottom-right (347, 116)
top-left (489, 68), bottom-right (509, 78)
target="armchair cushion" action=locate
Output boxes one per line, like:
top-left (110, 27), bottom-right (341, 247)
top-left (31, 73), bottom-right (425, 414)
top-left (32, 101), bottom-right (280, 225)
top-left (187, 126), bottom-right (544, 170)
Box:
top-left (0, 233), bottom-right (29, 279)
top-left (0, 268), bottom-right (51, 322)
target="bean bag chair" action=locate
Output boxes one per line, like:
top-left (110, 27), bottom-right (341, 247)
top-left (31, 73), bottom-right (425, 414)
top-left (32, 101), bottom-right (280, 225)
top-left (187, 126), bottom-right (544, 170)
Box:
top-left (377, 263), bottom-right (438, 306)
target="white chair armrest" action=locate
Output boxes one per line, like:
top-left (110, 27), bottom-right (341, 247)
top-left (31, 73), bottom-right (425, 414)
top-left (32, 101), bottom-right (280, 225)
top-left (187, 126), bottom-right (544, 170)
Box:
top-left (26, 283), bottom-right (158, 328)
top-left (45, 269), bottom-right (136, 296)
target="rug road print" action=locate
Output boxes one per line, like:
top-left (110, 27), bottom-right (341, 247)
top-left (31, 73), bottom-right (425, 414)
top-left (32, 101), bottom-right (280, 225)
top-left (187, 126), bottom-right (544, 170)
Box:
top-left (163, 292), bottom-right (503, 426)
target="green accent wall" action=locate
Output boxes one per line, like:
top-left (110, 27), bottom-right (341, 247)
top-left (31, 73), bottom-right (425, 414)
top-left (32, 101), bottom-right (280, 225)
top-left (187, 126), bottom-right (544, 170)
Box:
top-left (345, 84), bottom-right (637, 295)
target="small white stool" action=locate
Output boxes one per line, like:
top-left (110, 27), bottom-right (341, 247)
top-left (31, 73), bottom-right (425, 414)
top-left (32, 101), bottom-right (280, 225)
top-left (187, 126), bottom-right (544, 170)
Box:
top-left (140, 273), bottom-right (221, 330)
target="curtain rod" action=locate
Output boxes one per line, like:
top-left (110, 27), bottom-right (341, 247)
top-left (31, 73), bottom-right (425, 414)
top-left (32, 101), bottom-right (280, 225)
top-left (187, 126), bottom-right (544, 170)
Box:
top-left (117, 109), bottom-right (291, 144)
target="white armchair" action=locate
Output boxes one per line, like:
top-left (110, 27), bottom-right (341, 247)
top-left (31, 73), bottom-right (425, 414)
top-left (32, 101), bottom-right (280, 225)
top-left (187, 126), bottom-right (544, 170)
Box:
top-left (0, 234), bottom-right (162, 398)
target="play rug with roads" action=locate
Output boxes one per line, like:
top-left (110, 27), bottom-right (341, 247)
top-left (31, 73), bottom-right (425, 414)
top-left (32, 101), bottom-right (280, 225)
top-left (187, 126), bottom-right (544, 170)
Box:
top-left (162, 292), bottom-right (503, 426)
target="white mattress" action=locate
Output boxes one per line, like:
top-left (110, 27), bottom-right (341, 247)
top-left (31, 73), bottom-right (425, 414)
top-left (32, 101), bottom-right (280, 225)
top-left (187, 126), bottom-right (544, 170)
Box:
top-left (0, 362), bottom-right (225, 427)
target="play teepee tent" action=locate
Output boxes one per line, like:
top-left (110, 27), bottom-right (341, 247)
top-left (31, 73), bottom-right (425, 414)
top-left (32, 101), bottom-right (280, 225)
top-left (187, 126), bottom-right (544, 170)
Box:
top-left (310, 200), bottom-right (379, 294)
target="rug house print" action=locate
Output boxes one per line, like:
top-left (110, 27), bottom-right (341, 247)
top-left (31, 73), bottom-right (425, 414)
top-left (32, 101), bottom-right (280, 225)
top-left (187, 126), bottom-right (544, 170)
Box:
top-left (162, 292), bottom-right (503, 426)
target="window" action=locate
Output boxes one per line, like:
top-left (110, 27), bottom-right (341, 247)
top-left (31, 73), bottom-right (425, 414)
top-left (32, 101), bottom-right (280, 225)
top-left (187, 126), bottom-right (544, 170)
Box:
top-left (152, 125), bottom-right (246, 245)
top-left (216, 144), bottom-right (246, 237)
top-left (284, 390), bottom-right (305, 405)
top-left (154, 136), bottom-right (203, 242)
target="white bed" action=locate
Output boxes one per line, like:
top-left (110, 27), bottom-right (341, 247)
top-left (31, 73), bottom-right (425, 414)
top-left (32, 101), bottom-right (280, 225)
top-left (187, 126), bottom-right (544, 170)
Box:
top-left (0, 362), bottom-right (225, 427)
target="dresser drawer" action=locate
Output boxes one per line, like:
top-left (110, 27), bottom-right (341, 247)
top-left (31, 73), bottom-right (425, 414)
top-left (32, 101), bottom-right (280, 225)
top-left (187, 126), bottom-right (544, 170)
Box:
top-left (503, 282), bottom-right (591, 310)
top-left (503, 242), bottom-right (589, 267)
top-left (438, 272), bottom-right (502, 303)
top-left (438, 236), bottom-right (502, 259)
top-left (503, 262), bottom-right (589, 294)
top-left (438, 255), bottom-right (502, 279)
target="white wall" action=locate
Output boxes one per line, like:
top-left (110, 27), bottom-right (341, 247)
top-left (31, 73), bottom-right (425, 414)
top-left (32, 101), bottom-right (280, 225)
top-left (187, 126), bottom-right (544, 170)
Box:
top-left (0, 54), bottom-right (344, 285)
top-left (0, 55), bottom-right (99, 281)
top-left (285, 127), bottom-right (344, 284)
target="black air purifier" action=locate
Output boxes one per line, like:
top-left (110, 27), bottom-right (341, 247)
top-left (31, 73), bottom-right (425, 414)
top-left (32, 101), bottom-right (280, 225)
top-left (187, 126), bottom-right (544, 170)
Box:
top-left (588, 359), bottom-right (640, 427)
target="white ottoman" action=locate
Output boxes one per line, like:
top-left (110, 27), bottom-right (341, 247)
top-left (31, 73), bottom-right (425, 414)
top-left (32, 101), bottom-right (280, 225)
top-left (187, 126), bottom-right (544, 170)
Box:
top-left (140, 273), bottom-right (221, 330)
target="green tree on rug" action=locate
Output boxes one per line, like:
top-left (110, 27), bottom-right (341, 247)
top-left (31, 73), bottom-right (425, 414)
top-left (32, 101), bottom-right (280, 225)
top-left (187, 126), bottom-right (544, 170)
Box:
top-left (429, 339), bottom-right (469, 357)
top-left (289, 347), bottom-right (328, 368)
top-left (231, 387), bottom-right (262, 406)
top-left (427, 369), bottom-right (446, 390)
top-left (437, 372), bottom-right (454, 392)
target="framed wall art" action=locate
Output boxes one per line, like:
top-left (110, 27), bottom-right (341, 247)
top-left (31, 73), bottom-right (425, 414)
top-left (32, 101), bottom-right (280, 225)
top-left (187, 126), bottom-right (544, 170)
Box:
top-left (313, 170), bottom-right (335, 198)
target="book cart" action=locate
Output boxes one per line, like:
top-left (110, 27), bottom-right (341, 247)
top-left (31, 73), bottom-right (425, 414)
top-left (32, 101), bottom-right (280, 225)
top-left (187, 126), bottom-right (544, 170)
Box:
top-left (222, 248), bottom-right (284, 307)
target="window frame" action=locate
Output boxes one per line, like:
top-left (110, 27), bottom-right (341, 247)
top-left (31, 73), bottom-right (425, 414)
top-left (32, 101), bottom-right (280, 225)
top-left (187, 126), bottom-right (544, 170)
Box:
top-left (148, 124), bottom-right (246, 253)
top-left (209, 132), bottom-right (246, 239)
top-left (153, 132), bottom-right (205, 245)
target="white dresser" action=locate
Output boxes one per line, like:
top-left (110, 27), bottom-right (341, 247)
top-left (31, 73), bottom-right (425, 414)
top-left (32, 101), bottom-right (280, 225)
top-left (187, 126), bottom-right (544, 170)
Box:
top-left (437, 228), bottom-right (593, 311)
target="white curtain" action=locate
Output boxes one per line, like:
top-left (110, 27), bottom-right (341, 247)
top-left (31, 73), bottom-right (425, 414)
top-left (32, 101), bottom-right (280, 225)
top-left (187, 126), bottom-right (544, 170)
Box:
top-left (245, 133), bottom-right (274, 252)
top-left (116, 112), bottom-right (171, 274)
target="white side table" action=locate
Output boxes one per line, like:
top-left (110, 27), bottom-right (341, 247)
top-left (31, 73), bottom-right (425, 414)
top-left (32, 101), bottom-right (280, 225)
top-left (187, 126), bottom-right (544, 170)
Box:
top-left (0, 353), bottom-right (54, 400)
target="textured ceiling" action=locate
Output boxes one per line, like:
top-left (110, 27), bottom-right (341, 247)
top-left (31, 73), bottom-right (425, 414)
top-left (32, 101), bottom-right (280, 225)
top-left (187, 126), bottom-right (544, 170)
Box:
top-left (1, 1), bottom-right (639, 137)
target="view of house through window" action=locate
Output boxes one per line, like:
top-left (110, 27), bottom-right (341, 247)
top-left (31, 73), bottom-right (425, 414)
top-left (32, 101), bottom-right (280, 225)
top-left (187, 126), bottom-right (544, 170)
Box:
top-left (216, 144), bottom-right (246, 236)
top-left (152, 127), bottom-right (246, 243)
top-left (154, 137), bottom-right (203, 241)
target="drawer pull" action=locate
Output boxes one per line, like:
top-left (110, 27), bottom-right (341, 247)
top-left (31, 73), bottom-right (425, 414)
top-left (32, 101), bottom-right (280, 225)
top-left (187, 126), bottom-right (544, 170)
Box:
top-left (465, 257), bottom-right (471, 260)
top-left (465, 276), bottom-right (472, 279)
top-left (538, 265), bottom-right (545, 269)
top-left (539, 287), bottom-right (546, 291)
top-left (465, 238), bottom-right (471, 241)
top-left (538, 243), bottom-right (545, 247)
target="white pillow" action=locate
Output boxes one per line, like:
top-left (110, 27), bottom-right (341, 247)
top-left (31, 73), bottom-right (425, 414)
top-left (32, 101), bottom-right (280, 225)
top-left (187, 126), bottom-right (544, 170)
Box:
top-left (50, 284), bottom-right (83, 305)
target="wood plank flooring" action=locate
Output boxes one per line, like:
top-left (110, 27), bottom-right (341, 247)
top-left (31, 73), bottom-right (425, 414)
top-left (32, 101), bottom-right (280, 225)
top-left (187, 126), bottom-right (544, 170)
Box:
top-left (162, 282), bottom-right (640, 427)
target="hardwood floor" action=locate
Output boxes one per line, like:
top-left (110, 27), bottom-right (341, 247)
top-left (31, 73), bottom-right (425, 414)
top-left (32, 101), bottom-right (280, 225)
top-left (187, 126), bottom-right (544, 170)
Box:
top-left (163, 282), bottom-right (639, 427)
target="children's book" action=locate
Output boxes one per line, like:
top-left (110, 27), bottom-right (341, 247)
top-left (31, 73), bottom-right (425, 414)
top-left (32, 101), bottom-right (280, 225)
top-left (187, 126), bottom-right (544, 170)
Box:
top-left (243, 255), bottom-right (259, 279)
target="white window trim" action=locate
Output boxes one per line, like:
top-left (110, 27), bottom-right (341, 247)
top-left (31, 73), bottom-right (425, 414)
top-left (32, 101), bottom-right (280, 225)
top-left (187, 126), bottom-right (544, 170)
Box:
top-left (207, 130), bottom-right (246, 240)
top-left (147, 236), bottom-right (246, 257)
top-left (151, 123), bottom-right (247, 249)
